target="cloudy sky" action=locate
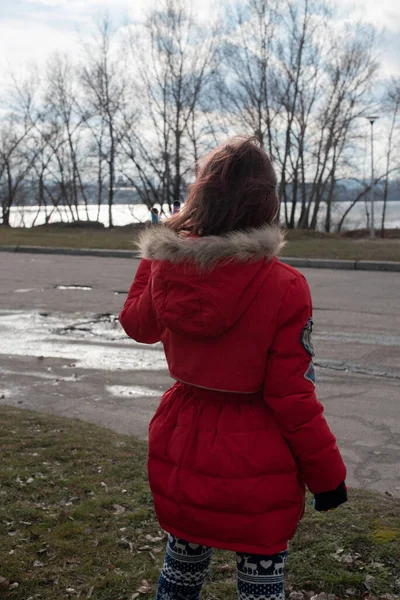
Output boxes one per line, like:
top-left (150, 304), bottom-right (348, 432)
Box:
top-left (0, 0), bottom-right (399, 80)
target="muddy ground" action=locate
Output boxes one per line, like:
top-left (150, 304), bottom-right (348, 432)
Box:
top-left (1, 252), bottom-right (399, 496)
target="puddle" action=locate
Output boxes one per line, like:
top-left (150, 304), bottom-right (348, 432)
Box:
top-left (107, 385), bottom-right (161, 398)
top-left (114, 291), bottom-right (129, 296)
top-left (55, 285), bottom-right (92, 291)
top-left (0, 310), bottom-right (166, 372)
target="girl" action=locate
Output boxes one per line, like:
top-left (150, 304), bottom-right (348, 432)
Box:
top-left (119, 136), bottom-right (347, 600)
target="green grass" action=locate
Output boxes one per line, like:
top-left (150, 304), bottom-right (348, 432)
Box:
top-left (1, 406), bottom-right (399, 599)
top-left (1, 224), bottom-right (400, 262)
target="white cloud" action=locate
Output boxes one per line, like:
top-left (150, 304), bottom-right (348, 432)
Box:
top-left (0, 19), bottom-right (79, 81)
top-left (344, 0), bottom-right (400, 30)
top-left (0, 0), bottom-right (398, 82)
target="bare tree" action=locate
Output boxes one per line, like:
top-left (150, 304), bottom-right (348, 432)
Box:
top-left (125, 0), bottom-right (217, 213)
top-left (274, 0), bottom-right (328, 229)
top-left (218, 0), bottom-right (379, 231)
top-left (217, 0), bottom-right (278, 152)
top-left (81, 18), bottom-right (127, 227)
top-left (44, 54), bottom-right (90, 220)
top-left (381, 78), bottom-right (400, 236)
top-left (0, 74), bottom-right (40, 226)
top-left (304, 24), bottom-right (378, 231)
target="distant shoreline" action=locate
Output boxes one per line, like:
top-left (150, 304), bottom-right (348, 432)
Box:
top-left (6, 201), bottom-right (400, 232)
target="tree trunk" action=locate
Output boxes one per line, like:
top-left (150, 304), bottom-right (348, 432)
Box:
top-left (325, 172), bottom-right (336, 233)
top-left (2, 204), bottom-right (11, 226)
top-left (108, 129), bottom-right (115, 228)
top-left (381, 177), bottom-right (389, 238)
top-left (173, 129), bottom-right (182, 204)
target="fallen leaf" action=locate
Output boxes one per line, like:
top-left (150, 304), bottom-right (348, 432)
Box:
top-left (145, 533), bottom-right (163, 543)
top-left (8, 582), bottom-right (19, 590)
top-left (33, 560), bottom-right (45, 568)
top-left (118, 537), bottom-right (134, 552)
top-left (113, 504), bottom-right (126, 515)
top-left (289, 593), bottom-right (304, 600)
top-left (130, 594), bottom-right (140, 600)
top-left (137, 579), bottom-right (151, 594)
top-left (87, 586), bottom-right (94, 599)
top-left (216, 564), bottom-right (234, 574)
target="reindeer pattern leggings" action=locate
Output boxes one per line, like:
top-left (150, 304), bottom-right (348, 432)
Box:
top-left (155, 535), bottom-right (287, 600)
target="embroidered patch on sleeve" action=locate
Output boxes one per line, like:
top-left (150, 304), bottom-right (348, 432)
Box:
top-left (301, 318), bottom-right (315, 357)
top-left (304, 361), bottom-right (316, 386)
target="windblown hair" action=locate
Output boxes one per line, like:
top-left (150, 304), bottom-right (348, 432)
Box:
top-left (167, 136), bottom-right (278, 236)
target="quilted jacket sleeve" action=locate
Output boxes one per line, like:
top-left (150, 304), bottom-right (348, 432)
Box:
top-left (264, 274), bottom-right (346, 494)
top-left (119, 259), bottom-right (161, 344)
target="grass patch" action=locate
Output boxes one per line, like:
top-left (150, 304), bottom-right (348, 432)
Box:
top-left (0, 406), bottom-right (400, 599)
top-left (0, 224), bottom-right (141, 251)
top-left (1, 224), bottom-right (400, 262)
top-left (283, 231), bottom-right (400, 262)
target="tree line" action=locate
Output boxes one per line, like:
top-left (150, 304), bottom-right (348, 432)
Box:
top-left (0, 0), bottom-right (399, 232)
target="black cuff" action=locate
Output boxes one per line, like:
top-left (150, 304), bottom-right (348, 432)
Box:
top-left (313, 481), bottom-right (348, 512)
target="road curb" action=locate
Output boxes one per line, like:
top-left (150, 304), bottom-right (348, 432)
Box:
top-left (280, 257), bottom-right (400, 272)
top-left (1, 245), bottom-right (400, 272)
top-left (0, 245), bottom-right (137, 259)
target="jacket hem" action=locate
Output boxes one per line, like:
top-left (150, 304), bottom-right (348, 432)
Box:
top-left (159, 521), bottom-right (289, 556)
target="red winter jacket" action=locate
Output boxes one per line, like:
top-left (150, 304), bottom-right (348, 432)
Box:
top-left (119, 224), bottom-right (346, 555)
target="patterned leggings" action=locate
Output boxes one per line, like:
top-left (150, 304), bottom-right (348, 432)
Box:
top-left (155, 534), bottom-right (287, 600)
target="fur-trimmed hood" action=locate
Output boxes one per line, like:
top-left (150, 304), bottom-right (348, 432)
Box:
top-left (138, 224), bottom-right (285, 268)
top-left (136, 224), bottom-right (285, 338)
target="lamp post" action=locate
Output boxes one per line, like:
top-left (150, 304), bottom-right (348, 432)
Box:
top-left (365, 116), bottom-right (379, 239)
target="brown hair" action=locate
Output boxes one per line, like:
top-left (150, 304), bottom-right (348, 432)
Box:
top-left (167, 136), bottom-right (278, 236)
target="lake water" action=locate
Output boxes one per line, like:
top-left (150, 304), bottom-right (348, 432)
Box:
top-left (6, 200), bottom-right (400, 230)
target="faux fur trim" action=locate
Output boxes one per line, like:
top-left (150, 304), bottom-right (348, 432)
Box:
top-left (138, 224), bottom-right (285, 268)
